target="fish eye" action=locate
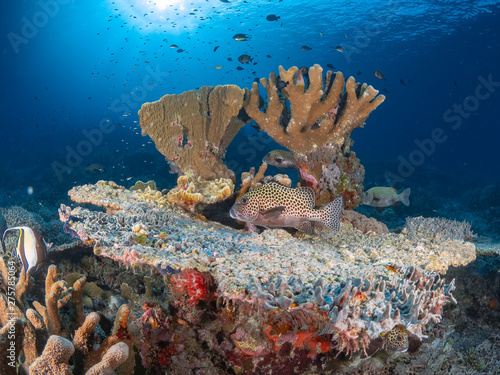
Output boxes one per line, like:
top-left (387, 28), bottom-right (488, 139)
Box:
top-left (276, 157), bottom-right (283, 163)
top-left (241, 198), bottom-right (248, 204)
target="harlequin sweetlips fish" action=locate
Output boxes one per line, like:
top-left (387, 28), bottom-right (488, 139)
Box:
top-left (229, 182), bottom-right (342, 234)
top-left (381, 324), bottom-right (409, 352)
top-left (1, 226), bottom-right (51, 273)
top-left (362, 186), bottom-right (410, 212)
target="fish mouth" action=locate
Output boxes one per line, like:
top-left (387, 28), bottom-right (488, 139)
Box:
top-left (229, 208), bottom-right (238, 220)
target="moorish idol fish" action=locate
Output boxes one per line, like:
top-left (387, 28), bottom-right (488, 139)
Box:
top-left (1, 227), bottom-right (51, 273)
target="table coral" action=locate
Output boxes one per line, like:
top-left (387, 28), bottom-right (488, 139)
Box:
top-left (61, 181), bottom-right (476, 364)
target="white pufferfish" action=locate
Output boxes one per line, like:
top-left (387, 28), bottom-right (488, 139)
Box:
top-left (229, 182), bottom-right (342, 234)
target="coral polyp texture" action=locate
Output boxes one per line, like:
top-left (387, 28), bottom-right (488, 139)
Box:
top-left (166, 174), bottom-right (234, 209)
top-left (138, 84), bottom-right (251, 180)
top-left (62, 181), bottom-right (476, 364)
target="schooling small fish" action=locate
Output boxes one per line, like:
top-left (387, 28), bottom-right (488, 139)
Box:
top-left (262, 150), bottom-right (297, 170)
top-left (362, 187), bottom-right (410, 212)
top-left (2, 227), bottom-right (51, 273)
top-left (266, 14), bottom-right (280, 21)
top-left (333, 45), bottom-right (344, 53)
top-left (374, 70), bottom-right (386, 80)
top-left (229, 182), bottom-right (342, 234)
top-left (301, 45), bottom-right (312, 51)
top-left (238, 54), bottom-right (253, 63)
top-left (233, 33), bottom-right (250, 41)
top-left (381, 325), bottom-right (409, 352)
top-left (84, 163), bottom-right (106, 175)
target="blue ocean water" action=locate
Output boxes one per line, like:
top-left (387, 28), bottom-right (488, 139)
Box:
top-left (1, 0), bottom-right (500, 237)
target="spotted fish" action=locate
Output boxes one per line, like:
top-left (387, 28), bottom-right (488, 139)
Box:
top-left (229, 182), bottom-right (342, 234)
top-left (381, 324), bottom-right (409, 352)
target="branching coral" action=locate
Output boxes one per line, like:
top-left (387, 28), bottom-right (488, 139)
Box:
top-left (244, 64), bottom-right (385, 155)
top-left (139, 85), bottom-right (251, 180)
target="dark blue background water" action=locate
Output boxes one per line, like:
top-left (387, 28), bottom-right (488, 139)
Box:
top-left (1, 0), bottom-right (499, 237)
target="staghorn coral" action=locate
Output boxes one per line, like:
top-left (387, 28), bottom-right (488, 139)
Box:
top-left (166, 174), bottom-right (233, 210)
top-left (244, 64), bottom-right (385, 155)
top-left (138, 84), bottom-right (251, 180)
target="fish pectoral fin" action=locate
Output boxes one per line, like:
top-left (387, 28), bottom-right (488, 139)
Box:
top-left (296, 221), bottom-right (314, 234)
top-left (260, 206), bottom-right (286, 220)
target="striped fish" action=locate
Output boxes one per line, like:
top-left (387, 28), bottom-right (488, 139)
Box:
top-left (2, 227), bottom-right (50, 273)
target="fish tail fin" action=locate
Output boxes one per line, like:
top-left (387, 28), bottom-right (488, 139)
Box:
top-left (399, 188), bottom-right (411, 206)
top-left (319, 197), bottom-right (342, 233)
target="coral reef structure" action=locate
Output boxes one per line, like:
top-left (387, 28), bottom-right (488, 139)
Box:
top-left (59, 181), bottom-right (476, 369)
top-left (244, 64), bottom-right (385, 155)
top-left (138, 84), bottom-right (251, 181)
top-left (166, 174), bottom-right (234, 210)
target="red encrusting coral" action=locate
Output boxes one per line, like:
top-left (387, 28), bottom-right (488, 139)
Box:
top-left (169, 269), bottom-right (215, 306)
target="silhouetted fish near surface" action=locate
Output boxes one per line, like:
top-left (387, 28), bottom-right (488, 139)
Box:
top-left (214, 46), bottom-right (220, 52)
top-left (374, 70), bottom-right (386, 80)
top-left (84, 163), bottom-right (106, 174)
top-left (170, 44), bottom-right (179, 48)
top-left (230, 182), bottom-right (342, 234)
top-left (266, 14), bottom-right (280, 21)
top-left (333, 46), bottom-right (344, 53)
top-left (263, 150), bottom-right (297, 170)
top-left (236, 66), bottom-right (244, 71)
top-left (2, 227), bottom-right (51, 273)
top-left (233, 33), bottom-right (250, 41)
top-left (301, 45), bottom-right (312, 51)
top-left (326, 63), bottom-right (335, 69)
top-left (400, 79), bottom-right (406, 86)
